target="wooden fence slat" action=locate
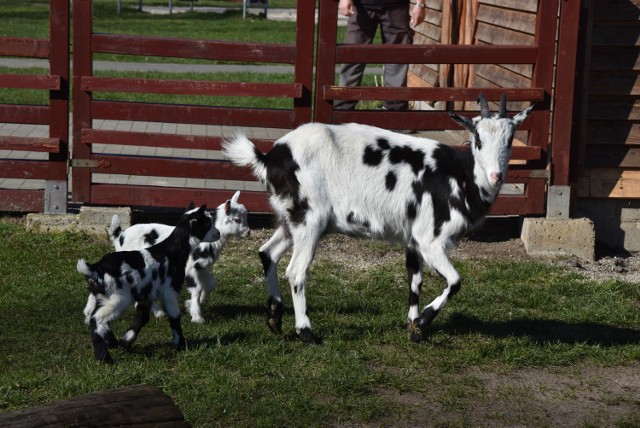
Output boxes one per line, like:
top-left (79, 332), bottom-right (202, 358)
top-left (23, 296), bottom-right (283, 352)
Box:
top-left (82, 77), bottom-right (303, 98)
top-left (0, 160), bottom-right (67, 180)
top-left (323, 86), bottom-right (544, 102)
top-left (92, 33), bottom-right (297, 63)
top-left (335, 44), bottom-right (538, 64)
top-left (585, 146), bottom-right (640, 168)
top-left (0, 37), bottom-right (50, 58)
top-left (88, 155), bottom-right (257, 181)
top-left (82, 129), bottom-right (275, 153)
top-left (0, 190), bottom-right (44, 213)
top-left (90, 100), bottom-right (295, 128)
top-left (0, 74), bottom-right (61, 90)
top-left (332, 110), bottom-right (534, 132)
top-left (0, 136), bottom-right (61, 153)
top-left (90, 185), bottom-right (271, 212)
top-left (0, 105), bottom-right (50, 125)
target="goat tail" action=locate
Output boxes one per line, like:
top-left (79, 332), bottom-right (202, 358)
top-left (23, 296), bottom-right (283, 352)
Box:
top-left (108, 214), bottom-right (122, 247)
top-left (76, 258), bottom-right (94, 277)
top-left (222, 133), bottom-right (268, 183)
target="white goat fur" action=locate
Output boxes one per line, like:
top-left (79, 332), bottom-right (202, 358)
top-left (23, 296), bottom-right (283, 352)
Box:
top-left (223, 96), bottom-right (534, 343)
top-left (82, 191), bottom-right (250, 324)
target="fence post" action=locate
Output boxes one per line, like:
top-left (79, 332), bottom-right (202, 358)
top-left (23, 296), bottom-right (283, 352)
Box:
top-left (314, 0), bottom-right (339, 124)
top-left (292, 0), bottom-right (315, 127)
top-left (44, 0), bottom-right (70, 214)
top-left (72, 0), bottom-right (93, 204)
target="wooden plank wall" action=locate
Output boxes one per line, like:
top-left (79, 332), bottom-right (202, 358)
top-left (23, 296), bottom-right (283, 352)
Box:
top-left (409, 0), bottom-right (537, 112)
top-left (577, 0), bottom-right (640, 199)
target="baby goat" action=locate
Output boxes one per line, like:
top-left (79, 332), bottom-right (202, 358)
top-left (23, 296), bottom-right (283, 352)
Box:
top-left (223, 94), bottom-right (534, 344)
top-left (83, 191), bottom-right (250, 324)
top-left (77, 205), bottom-right (215, 363)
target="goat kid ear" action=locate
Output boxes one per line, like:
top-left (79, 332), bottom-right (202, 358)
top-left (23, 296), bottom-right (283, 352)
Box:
top-left (231, 190), bottom-right (241, 205)
top-left (186, 201), bottom-right (195, 211)
top-left (225, 200), bottom-right (231, 214)
top-left (512, 103), bottom-right (536, 126)
top-left (449, 111), bottom-right (476, 132)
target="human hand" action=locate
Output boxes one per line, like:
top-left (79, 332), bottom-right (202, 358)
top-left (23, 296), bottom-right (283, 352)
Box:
top-left (410, 3), bottom-right (426, 27)
top-left (339, 0), bottom-right (355, 16)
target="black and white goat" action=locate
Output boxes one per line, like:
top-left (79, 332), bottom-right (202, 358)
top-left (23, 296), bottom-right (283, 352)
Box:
top-left (77, 205), bottom-right (216, 363)
top-left (223, 94), bottom-right (534, 344)
top-left (83, 192), bottom-right (249, 324)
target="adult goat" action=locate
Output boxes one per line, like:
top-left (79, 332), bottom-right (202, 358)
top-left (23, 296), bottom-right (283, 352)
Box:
top-left (223, 94), bottom-right (534, 344)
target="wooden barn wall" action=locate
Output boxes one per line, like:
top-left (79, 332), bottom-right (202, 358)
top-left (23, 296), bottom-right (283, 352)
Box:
top-left (576, 0), bottom-right (640, 199)
top-left (409, 0), bottom-right (538, 142)
top-left (409, 0), bottom-right (538, 112)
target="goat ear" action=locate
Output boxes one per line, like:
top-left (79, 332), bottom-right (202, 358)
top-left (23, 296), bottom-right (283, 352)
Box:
top-left (186, 201), bottom-right (195, 211)
top-left (449, 111), bottom-right (475, 132)
top-left (231, 190), bottom-right (240, 205)
top-left (225, 200), bottom-right (231, 214)
top-left (512, 104), bottom-right (536, 126)
top-left (198, 204), bottom-right (207, 213)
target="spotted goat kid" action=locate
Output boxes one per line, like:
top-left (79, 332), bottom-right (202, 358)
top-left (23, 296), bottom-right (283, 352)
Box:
top-left (104, 191), bottom-right (250, 324)
top-left (223, 94), bottom-right (535, 344)
top-left (77, 205), bottom-right (216, 363)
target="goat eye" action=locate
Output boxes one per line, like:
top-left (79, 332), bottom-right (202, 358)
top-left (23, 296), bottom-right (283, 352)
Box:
top-left (234, 218), bottom-right (241, 224)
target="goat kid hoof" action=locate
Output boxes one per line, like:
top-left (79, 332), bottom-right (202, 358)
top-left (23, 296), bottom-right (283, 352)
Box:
top-left (104, 331), bottom-right (119, 348)
top-left (267, 317), bottom-right (283, 335)
top-left (297, 328), bottom-right (321, 345)
top-left (407, 322), bottom-right (429, 343)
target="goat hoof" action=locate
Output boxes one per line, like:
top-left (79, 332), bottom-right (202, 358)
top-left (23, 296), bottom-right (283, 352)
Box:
top-left (267, 317), bottom-right (283, 335)
top-left (175, 338), bottom-right (187, 351)
top-left (408, 321), bottom-right (428, 343)
top-left (94, 349), bottom-right (114, 364)
top-left (104, 331), bottom-right (118, 348)
top-left (266, 298), bottom-right (284, 335)
top-left (297, 328), bottom-right (321, 345)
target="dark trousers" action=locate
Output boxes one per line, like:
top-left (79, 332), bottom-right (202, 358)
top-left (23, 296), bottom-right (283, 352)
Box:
top-left (335, 4), bottom-right (413, 111)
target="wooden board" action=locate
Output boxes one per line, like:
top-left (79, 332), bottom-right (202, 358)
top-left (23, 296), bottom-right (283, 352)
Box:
top-left (476, 4), bottom-right (537, 34)
top-left (590, 47), bottom-right (640, 71)
top-left (586, 122), bottom-right (640, 145)
top-left (578, 168), bottom-right (640, 198)
top-left (589, 71), bottom-right (640, 96)
top-left (479, 0), bottom-right (537, 13)
top-left (474, 22), bottom-right (535, 45)
top-left (0, 384), bottom-right (189, 427)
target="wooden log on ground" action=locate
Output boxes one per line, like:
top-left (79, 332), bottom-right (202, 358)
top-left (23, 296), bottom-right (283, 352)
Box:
top-left (0, 384), bottom-right (190, 427)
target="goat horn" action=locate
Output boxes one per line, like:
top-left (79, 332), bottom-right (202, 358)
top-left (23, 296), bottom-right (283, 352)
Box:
top-left (478, 93), bottom-right (490, 119)
top-left (499, 93), bottom-right (507, 118)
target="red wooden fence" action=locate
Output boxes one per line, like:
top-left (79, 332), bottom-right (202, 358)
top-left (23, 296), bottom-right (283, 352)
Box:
top-left (71, 0), bottom-right (314, 212)
top-left (0, 0), bottom-right (70, 213)
top-left (313, 0), bottom-right (562, 216)
top-left (0, 0), bottom-right (584, 216)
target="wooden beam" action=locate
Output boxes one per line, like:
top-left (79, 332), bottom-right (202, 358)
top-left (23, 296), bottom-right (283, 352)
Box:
top-left (0, 385), bottom-right (189, 427)
top-left (82, 77), bottom-right (303, 98)
top-left (0, 136), bottom-right (61, 153)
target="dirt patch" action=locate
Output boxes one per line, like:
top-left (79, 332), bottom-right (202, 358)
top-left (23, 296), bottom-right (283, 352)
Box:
top-left (374, 363), bottom-right (640, 427)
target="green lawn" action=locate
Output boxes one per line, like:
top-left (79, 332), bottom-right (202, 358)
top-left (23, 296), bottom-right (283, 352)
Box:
top-left (1, 219), bottom-right (639, 426)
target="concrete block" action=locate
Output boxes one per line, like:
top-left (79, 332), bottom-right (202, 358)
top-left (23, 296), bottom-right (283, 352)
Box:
top-left (521, 217), bottom-right (595, 261)
top-left (25, 213), bottom-right (79, 234)
top-left (620, 221), bottom-right (640, 252)
top-left (78, 206), bottom-right (131, 239)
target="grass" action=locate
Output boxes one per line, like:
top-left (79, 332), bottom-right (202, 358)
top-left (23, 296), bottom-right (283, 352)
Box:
top-left (1, 218), bottom-right (639, 426)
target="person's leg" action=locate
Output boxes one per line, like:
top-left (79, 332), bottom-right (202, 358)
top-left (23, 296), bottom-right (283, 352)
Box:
top-left (380, 5), bottom-right (412, 111)
top-left (335, 8), bottom-right (379, 110)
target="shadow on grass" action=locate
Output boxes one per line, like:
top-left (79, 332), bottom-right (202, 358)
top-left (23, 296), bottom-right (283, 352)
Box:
top-left (438, 313), bottom-right (640, 346)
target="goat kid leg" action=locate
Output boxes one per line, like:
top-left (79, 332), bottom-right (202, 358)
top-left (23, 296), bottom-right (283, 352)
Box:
top-left (414, 244), bottom-right (461, 341)
top-left (258, 226), bottom-right (291, 335)
top-left (285, 226), bottom-right (322, 344)
top-left (121, 301), bottom-right (151, 349)
top-left (405, 246), bottom-right (426, 342)
top-left (185, 270), bottom-right (216, 323)
top-left (161, 289), bottom-right (186, 350)
top-left (89, 318), bottom-right (113, 364)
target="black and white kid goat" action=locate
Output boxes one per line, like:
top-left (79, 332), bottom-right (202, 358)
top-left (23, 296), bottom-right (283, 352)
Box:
top-left (84, 191), bottom-right (250, 324)
top-left (223, 94), bottom-right (534, 344)
top-left (77, 204), bottom-right (216, 363)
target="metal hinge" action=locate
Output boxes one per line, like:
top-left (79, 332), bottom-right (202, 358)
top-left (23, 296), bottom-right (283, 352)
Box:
top-left (70, 159), bottom-right (111, 168)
